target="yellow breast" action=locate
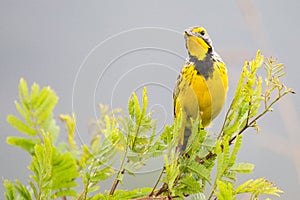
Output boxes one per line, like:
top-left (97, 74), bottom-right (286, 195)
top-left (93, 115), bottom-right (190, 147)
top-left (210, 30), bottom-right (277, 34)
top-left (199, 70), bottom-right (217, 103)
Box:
top-left (174, 61), bottom-right (228, 127)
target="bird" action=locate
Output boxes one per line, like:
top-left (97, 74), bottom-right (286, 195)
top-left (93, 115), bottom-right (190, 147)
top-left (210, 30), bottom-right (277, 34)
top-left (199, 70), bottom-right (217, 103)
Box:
top-left (173, 26), bottom-right (228, 151)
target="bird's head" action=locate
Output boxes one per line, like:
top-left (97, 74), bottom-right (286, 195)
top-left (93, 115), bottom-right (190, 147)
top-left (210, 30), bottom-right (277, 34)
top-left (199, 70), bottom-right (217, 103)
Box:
top-left (184, 26), bottom-right (213, 60)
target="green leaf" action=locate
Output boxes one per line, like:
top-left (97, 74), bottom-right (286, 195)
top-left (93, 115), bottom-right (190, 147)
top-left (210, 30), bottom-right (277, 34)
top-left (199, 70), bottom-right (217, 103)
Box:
top-left (53, 190), bottom-right (77, 199)
top-left (190, 193), bottom-right (206, 200)
top-left (216, 136), bottom-right (231, 180)
top-left (14, 180), bottom-right (33, 200)
top-left (141, 87), bottom-right (148, 118)
top-left (28, 133), bottom-right (79, 199)
top-left (228, 134), bottom-right (243, 167)
top-left (18, 78), bottom-right (29, 106)
top-left (3, 180), bottom-right (16, 200)
top-left (132, 93), bottom-right (141, 123)
top-left (194, 137), bottom-right (216, 159)
top-left (7, 115), bottom-right (36, 136)
top-left (163, 154), bottom-right (180, 195)
top-left (230, 163), bottom-right (254, 174)
top-left (34, 87), bottom-right (58, 124)
top-left (29, 181), bottom-right (38, 200)
top-left (187, 162), bottom-right (211, 182)
top-left (51, 150), bottom-right (79, 189)
top-left (90, 166), bottom-right (115, 182)
top-left (216, 180), bottom-right (234, 200)
top-left (128, 95), bottom-right (135, 120)
top-left (8, 78), bottom-right (59, 147)
top-left (42, 113), bottom-right (59, 143)
top-left (250, 77), bottom-right (263, 118)
top-left (14, 101), bottom-right (30, 124)
top-left (29, 134), bottom-right (52, 199)
top-left (179, 175), bottom-right (202, 193)
top-left (60, 113), bottom-right (77, 150)
top-left (113, 188), bottom-right (152, 199)
top-left (6, 137), bottom-right (40, 155)
top-left (30, 82), bottom-right (40, 104)
top-left (236, 178), bottom-right (283, 198)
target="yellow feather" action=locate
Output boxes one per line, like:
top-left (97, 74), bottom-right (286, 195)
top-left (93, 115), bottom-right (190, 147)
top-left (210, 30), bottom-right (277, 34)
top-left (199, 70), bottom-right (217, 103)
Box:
top-left (174, 62), bottom-right (227, 127)
top-left (185, 36), bottom-right (210, 60)
top-left (174, 26), bottom-right (228, 150)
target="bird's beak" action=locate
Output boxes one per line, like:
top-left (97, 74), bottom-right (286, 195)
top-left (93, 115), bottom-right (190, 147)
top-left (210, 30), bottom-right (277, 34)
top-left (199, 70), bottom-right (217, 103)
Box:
top-left (184, 29), bottom-right (192, 37)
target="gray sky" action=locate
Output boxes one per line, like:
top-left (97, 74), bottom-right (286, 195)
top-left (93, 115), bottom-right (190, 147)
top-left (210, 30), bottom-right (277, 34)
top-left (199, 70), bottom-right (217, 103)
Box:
top-left (1, 0), bottom-right (300, 198)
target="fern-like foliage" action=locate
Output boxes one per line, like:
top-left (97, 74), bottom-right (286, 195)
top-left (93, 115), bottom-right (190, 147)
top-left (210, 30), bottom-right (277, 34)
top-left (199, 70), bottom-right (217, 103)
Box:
top-left (4, 79), bottom-right (78, 200)
top-left (29, 133), bottom-right (79, 199)
top-left (221, 51), bottom-right (264, 139)
top-left (3, 51), bottom-right (293, 200)
top-left (236, 178), bottom-right (283, 199)
top-left (6, 78), bottom-right (59, 154)
top-left (4, 132), bottom-right (79, 200)
top-left (208, 51), bottom-right (291, 199)
top-left (152, 51), bottom-right (292, 199)
top-left (107, 87), bottom-right (166, 197)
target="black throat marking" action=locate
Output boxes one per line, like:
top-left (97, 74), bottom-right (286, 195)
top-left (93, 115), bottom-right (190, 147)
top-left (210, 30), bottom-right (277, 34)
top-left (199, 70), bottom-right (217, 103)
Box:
top-left (189, 53), bottom-right (214, 79)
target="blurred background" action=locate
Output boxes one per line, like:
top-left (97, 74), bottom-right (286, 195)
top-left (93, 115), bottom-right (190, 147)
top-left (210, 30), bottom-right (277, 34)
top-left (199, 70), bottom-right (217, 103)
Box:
top-left (1, 0), bottom-right (299, 199)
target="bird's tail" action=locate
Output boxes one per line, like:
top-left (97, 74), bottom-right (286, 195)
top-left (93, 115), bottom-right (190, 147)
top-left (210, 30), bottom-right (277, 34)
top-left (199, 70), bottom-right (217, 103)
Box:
top-left (176, 126), bottom-right (192, 153)
top-left (176, 111), bottom-right (193, 153)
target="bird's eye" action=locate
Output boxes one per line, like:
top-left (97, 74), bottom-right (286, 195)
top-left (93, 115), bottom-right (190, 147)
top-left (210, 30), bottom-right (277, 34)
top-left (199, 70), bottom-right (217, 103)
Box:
top-left (200, 30), bottom-right (205, 36)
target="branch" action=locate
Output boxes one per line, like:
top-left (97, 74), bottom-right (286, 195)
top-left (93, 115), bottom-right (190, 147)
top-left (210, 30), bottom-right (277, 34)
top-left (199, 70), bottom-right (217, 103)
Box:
top-left (149, 168), bottom-right (165, 197)
top-left (229, 88), bottom-right (294, 145)
top-left (153, 183), bottom-right (168, 197)
top-left (134, 197), bottom-right (169, 200)
top-left (109, 168), bottom-right (126, 195)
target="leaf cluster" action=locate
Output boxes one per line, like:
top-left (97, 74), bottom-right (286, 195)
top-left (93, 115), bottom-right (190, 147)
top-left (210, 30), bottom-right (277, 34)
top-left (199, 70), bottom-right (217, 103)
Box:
top-left (4, 79), bottom-right (79, 200)
top-left (6, 78), bottom-right (59, 154)
top-left (3, 51), bottom-right (293, 200)
top-left (153, 51), bottom-right (291, 199)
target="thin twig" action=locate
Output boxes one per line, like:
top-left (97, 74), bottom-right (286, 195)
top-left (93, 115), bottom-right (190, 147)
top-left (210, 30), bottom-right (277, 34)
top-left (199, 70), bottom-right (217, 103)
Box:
top-left (109, 146), bottom-right (128, 195)
top-left (229, 90), bottom-right (292, 144)
top-left (109, 109), bottom-right (145, 194)
top-left (109, 168), bottom-right (126, 195)
top-left (154, 183), bottom-right (168, 197)
top-left (217, 97), bottom-right (235, 139)
top-left (77, 159), bottom-right (97, 200)
top-left (149, 167), bottom-right (165, 197)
